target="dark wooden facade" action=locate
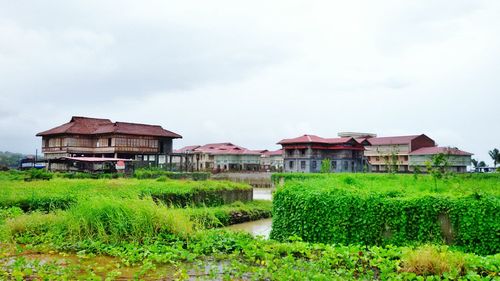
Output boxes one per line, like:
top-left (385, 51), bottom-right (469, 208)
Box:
top-left (37, 117), bottom-right (181, 170)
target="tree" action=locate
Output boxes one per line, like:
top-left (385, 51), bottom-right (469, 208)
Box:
top-left (471, 158), bottom-right (478, 169)
top-left (320, 159), bottom-right (331, 173)
top-left (425, 153), bottom-right (450, 192)
top-left (377, 145), bottom-right (400, 174)
top-left (488, 148), bottom-right (499, 168)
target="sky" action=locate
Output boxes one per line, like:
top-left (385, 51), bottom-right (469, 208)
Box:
top-left (0, 0), bottom-right (499, 165)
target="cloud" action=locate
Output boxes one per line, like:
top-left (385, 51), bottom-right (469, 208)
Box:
top-left (0, 0), bottom-right (499, 165)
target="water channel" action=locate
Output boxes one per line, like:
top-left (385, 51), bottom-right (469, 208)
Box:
top-left (224, 188), bottom-right (274, 238)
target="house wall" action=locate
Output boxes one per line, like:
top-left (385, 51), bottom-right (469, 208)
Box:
top-left (409, 154), bottom-right (471, 168)
top-left (282, 145), bottom-right (364, 173)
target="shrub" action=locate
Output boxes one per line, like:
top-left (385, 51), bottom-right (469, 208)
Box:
top-left (271, 177), bottom-right (500, 255)
top-left (24, 169), bottom-right (53, 181)
top-left (400, 245), bottom-right (466, 277)
top-left (134, 168), bottom-right (210, 181)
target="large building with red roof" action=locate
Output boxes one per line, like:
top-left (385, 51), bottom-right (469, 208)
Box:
top-left (277, 135), bottom-right (367, 173)
top-left (340, 132), bottom-right (472, 173)
top-left (174, 143), bottom-right (263, 171)
top-left (36, 116), bottom-right (181, 170)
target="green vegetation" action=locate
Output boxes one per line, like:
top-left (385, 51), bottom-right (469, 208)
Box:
top-left (0, 175), bottom-right (250, 212)
top-left (0, 229), bottom-right (498, 280)
top-left (320, 159), bottom-right (331, 173)
top-left (271, 173), bottom-right (500, 255)
top-left (0, 171), bottom-right (498, 279)
top-left (134, 168), bottom-right (210, 181)
top-left (489, 148), bottom-right (499, 168)
top-left (0, 151), bottom-right (25, 168)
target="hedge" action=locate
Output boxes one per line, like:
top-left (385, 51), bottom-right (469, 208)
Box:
top-left (270, 181), bottom-right (500, 255)
top-left (134, 168), bottom-right (210, 181)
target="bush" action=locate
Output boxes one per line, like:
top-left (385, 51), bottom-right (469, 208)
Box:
top-left (134, 168), bottom-right (210, 181)
top-left (24, 169), bottom-right (53, 181)
top-left (271, 178), bottom-right (500, 255)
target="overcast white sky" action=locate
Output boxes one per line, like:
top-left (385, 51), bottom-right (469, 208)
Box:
top-left (0, 0), bottom-right (499, 165)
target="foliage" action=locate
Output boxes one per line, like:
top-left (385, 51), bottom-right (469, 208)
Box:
top-left (489, 148), bottom-right (500, 167)
top-left (425, 153), bottom-right (451, 191)
top-left (0, 176), bottom-right (251, 211)
top-left (1, 230), bottom-right (498, 280)
top-left (0, 151), bottom-right (25, 168)
top-left (320, 159), bottom-right (331, 173)
top-left (134, 168), bottom-right (210, 181)
top-left (377, 145), bottom-right (400, 173)
top-left (186, 200), bottom-right (272, 229)
top-left (24, 168), bottom-right (53, 181)
top-left (271, 172), bottom-right (500, 196)
top-left (60, 172), bottom-right (124, 179)
top-left (270, 174), bottom-right (500, 255)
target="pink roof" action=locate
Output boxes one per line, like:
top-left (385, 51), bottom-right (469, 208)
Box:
top-left (409, 147), bottom-right (473, 156)
top-left (37, 116), bottom-right (181, 138)
top-left (175, 143), bottom-right (261, 155)
top-left (63, 157), bottom-right (134, 162)
top-left (277, 134), bottom-right (354, 145)
top-left (367, 135), bottom-right (421, 145)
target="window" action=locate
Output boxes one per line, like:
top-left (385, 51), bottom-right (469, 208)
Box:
top-left (331, 160), bottom-right (337, 171)
top-left (159, 141), bottom-right (164, 153)
top-left (300, 161), bottom-right (306, 170)
top-left (289, 161), bottom-right (294, 169)
top-left (311, 161), bottom-right (317, 170)
top-left (108, 138), bottom-right (112, 147)
top-left (343, 161), bottom-right (348, 171)
top-left (300, 149), bottom-right (306, 156)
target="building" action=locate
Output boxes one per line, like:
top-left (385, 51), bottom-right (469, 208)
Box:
top-left (340, 132), bottom-right (472, 173)
top-left (174, 143), bottom-right (262, 172)
top-left (36, 116), bottom-right (181, 171)
top-left (278, 135), bottom-right (367, 173)
top-left (260, 149), bottom-right (284, 172)
top-left (362, 134), bottom-right (436, 173)
top-left (409, 146), bottom-right (472, 173)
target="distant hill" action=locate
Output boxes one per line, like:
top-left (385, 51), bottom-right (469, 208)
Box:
top-left (0, 151), bottom-right (26, 168)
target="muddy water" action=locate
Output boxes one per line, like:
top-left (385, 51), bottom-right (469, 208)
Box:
top-left (225, 218), bottom-right (273, 239)
top-left (253, 188), bottom-right (274, 201)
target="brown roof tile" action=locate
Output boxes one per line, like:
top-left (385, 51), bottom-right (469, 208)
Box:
top-left (36, 116), bottom-right (181, 138)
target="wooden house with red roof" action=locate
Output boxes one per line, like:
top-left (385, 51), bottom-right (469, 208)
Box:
top-left (36, 116), bottom-right (181, 171)
top-left (277, 134), bottom-right (367, 173)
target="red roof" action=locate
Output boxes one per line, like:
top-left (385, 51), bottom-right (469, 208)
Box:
top-left (37, 116), bottom-right (181, 138)
top-left (174, 145), bottom-right (202, 153)
top-left (175, 143), bottom-right (261, 155)
top-left (367, 135), bottom-right (421, 145)
top-left (277, 134), bottom-right (355, 145)
top-left (409, 147), bottom-right (473, 156)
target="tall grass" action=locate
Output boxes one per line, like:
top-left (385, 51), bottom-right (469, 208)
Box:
top-left (4, 198), bottom-right (194, 244)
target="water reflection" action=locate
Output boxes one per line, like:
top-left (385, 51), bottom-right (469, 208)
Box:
top-left (225, 218), bottom-right (272, 239)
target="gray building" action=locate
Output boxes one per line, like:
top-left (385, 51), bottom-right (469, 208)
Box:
top-left (278, 134), bottom-right (367, 173)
